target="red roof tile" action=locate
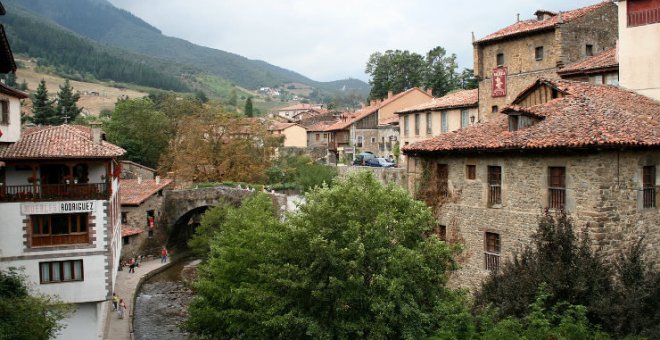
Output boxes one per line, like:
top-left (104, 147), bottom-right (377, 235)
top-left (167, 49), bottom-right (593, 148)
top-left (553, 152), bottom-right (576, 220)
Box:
top-left (0, 124), bottom-right (125, 159)
top-left (306, 120), bottom-right (338, 132)
top-left (396, 89), bottom-right (478, 114)
top-left (269, 122), bottom-right (302, 131)
top-left (404, 79), bottom-right (660, 154)
top-left (476, 2), bottom-right (611, 44)
top-left (121, 224), bottom-right (144, 237)
top-left (120, 178), bottom-right (173, 206)
top-left (276, 103), bottom-right (323, 111)
top-left (559, 48), bottom-right (618, 75)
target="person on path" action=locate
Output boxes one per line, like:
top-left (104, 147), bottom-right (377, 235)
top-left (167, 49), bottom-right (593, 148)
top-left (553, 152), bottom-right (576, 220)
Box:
top-left (117, 299), bottom-right (127, 319)
top-left (161, 246), bottom-right (168, 263)
top-left (128, 257), bottom-right (136, 273)
top-left (112, 292), bottom-right (119, 311)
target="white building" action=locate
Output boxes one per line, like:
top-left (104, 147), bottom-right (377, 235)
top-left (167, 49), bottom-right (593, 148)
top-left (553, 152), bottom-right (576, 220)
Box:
top-left (0, 122), bottom-right (125, 339)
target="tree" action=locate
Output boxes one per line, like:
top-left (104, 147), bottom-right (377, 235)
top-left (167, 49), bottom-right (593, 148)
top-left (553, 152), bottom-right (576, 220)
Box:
top-left (365, 50), bottom-right (425, 100)
top-left (185, 172), bottom-right (463, 338)
top-left (244, 96), bottom-right (253, 117)
top-left (159, 106), bottom-right (281, 184)
top-left (266, 154), bottom-right (337, 192)
top-left (458, 68), bottom-right (478, 90)
top-left (2, 72), bottom-right (17, 87)
top-left (187, 204), bottom-right (229, 257)
top-left (424, 46), bottom-right (459, 97)
top-left (31, 79), bottom-right (56, 125)
top-left (0, 268), bottom-right (71, 340)
top-left (18, 79), bottom-right (28, 91)
top-left (55, 79), bottom-right (82, 123)
top-left (104, 97), bottom-right (170, 168)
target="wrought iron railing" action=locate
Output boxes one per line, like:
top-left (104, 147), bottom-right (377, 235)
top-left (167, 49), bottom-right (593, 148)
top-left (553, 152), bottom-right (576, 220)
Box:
top-left (0, 183), bottom-right (109, 202)
top-left (643, 187), bottom-right (656, 209)
top-left (548, 187), bottom-right (565, 210)
top-left (485, 252), bottom-right (500, 272)
top-left (488, 184), bottom-right (501, 206)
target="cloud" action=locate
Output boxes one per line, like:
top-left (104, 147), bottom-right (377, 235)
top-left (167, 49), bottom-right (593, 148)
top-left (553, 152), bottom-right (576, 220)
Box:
top-left (107, 0), bottom-right (602, 82)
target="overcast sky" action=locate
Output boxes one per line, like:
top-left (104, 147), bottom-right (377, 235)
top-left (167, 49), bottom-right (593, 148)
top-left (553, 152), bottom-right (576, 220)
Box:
top-left (107, 0), bottom-right (602, 82)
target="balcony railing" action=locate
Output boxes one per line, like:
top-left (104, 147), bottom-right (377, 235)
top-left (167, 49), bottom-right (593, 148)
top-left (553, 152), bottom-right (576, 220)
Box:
top-left (484, 252), bottom-right (500, 272)
top-left (643, 187), bottom-right (656, 209)
top-left (548, 187), bottom-right (565, 210)
top-left (0, 183), bottom-right (109, 202)
top-left (488, 184), bottom-right (501, 206)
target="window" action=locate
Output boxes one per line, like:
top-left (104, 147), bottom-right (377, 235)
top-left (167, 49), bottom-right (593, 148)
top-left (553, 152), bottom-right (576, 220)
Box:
top-left (403, 115), bottom-right (410, 136)
top-left (426, 112), bottom-right (432, 134)
top-left (437, 164), bottom-right (449, 198)
top-left (40, 260), bottom-right (83, 283)
top-left (323, 133), bottom-right (328, 139)
top-left (315, 133), bottom-right (320, 141)
top-left (585, 44), bottom-right (593, 57)
top-left (466, 165), bottom-right (476, 180)
top-left (643, 166), bottom-right (656, 208)
top-left (432, 224), bottom-right (447, 241)
top-left (356, 136), bottom-right (363, 148)
top-left (492, 105), bottom-right (499, 113)
top-left (414, 114), bottom-right (420, 135)
top-left (461, 109), bottom-right (469, 128)
top-left (484, 232), bottom-right (500, 271)
top-left (535, 46), bottom-right (544, 60)
top-left (121, 212), bottom-right (128, 224)
top-left (488, 166), bottom-right (502, 206)
top-left (496, 53), bottom-right (504, 67)
top-left (31, 213), bottom-right (90, 247)
top-left (123, 236), bottom-right (130, 246)
top-left (370, 137), bottom-right (376, 143)
top-left (0, 100), bottom-right (8, 124)
top-left (441, 111), bottom-right (448, 133)
top-left (508, 115), bottom-right (519, 132)
top-left (548, 167), bottom-right (566, 210)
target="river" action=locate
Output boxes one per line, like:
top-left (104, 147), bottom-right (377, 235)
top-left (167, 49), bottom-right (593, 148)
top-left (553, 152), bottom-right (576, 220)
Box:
top-left (133, 259), bottom-right (198, 340)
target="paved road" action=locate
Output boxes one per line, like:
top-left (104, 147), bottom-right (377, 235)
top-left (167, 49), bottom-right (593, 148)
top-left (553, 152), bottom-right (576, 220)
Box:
top-left (104, 257), bottom-right (167, 340)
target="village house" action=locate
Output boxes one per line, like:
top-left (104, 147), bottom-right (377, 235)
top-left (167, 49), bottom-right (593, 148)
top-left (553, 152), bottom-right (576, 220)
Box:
top-left (272, 103), bottom-right (324, 120)
top-left (396, 89), bottom-right (478, 165)
top-left (268, 122), bottom-right (308, 148)
top-left (0, 124), bottom-right (126, 339)
top-left (473, 1), bottom-right (618, 120)
top-left (306, 121), bottom-right (334, 149)
top-left (557, 47), bottom-right (619, 84)
top-left (324, 88), bottom-right (433, 160)
top-left (617, 0), bottom-right (660, 100)
top-left (120, 176), bottom-right (172, 259)
top-left (403, 78), bottom-right (659, 290)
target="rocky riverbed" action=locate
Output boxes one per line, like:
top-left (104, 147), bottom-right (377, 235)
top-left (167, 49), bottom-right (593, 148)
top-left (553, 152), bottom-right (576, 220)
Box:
top-left (133, 260), bottom-right (198, 340)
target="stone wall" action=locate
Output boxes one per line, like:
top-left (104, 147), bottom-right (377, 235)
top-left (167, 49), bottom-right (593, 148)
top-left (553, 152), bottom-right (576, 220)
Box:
top-left (120, 161), bottom-right (156, 180)
top-left (338, 165), bottom-right (407, 188)
top-left (407, 149), bottom-right (660, 291)
top-left (121, 193), bottom-right (167, 258)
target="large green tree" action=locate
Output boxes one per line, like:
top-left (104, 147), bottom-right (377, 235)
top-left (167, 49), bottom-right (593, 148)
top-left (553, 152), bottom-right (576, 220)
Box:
top-left (0, 269), bottom-right (71, 340)
top-left (244, 96), bottom-right (253, 117)
top-left (55, 79), bottom-right (82, 123)
top-left (31, 79), bottom-right (56, 125)
top-left (104, 97), bottom-right (170, 168)
top-left (185, 172), bottom-right (463, 338)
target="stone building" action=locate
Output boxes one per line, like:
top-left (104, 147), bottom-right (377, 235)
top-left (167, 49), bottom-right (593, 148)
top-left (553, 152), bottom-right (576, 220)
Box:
top-left (402, 79), bottom-right (659, 290)
top-left (120, 177), bottom-right (173, 259)
top-left (558, 47), bottom-right (619, 84)
top-left (396, 89), bottom-right (478, 166)
top-left (618, 0), bottom-right (660, 101)
top-left (473, 1), bottom-right (618, 120)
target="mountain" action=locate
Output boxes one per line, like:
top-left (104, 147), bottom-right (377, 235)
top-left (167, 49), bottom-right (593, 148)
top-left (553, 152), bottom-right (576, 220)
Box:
top-left (1, 2), bottom-right (190, 92)
top-left (6, 0), bottom-right (370, 96)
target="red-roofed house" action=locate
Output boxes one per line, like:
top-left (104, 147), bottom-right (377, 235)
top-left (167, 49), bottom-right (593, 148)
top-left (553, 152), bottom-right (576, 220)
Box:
top-left (473, 1), bottom-right (617, 120)
top-left (120, 176), bottom-right (173, 258)
top-left (558, 47), bottom-right (619, 84)
top-left (268, 122), bottom-right (307, 147)
top-left (403, 79), bottom-right (659, 290)
top-left (273, 103), bottom-right (324, 119)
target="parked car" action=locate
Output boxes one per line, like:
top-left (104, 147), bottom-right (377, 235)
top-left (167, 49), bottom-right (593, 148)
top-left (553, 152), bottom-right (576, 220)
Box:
top-left (353, 152), bottom-right (376, 165)
top-left (365, 157), bottom-right (395, 168)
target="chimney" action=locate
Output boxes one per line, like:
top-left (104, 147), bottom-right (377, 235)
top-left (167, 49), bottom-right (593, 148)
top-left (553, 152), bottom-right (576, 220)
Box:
top-left (387, 90), bottom-right (393, 99)
top-left (155, 175), bottom-right (161, 185)
top-left (89, 122), bottom-right (103, 144)
top-left (558, 11), bottom-right (563, 24)
top-left (516, 13), bottom-right (520, 22)
top-left (137, 176), bottom-right (142, 185)
top-left (471, 31), bottom-right (475, 43)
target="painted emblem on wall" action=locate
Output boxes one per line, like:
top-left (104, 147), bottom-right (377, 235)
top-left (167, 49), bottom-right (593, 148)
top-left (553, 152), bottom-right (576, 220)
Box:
top-left (492, 67), bottom-right (507, 97)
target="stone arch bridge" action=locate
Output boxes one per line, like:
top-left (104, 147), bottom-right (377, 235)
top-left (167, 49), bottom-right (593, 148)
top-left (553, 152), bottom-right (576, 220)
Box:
top-left (159, 186), bottom-right (288, 245)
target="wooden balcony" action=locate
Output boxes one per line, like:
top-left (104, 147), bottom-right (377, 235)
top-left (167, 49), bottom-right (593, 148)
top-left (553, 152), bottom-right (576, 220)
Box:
top-left (484, 252), bottom-right (500, 272)
top-left (488, 184), bottom-right (501, 206)
top-left (31, 233), bottom-right (90, 247)
top-left (0, 183), bottom-right (109, 202)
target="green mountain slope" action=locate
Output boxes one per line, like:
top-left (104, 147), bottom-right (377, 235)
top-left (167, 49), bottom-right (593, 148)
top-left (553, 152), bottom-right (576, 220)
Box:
top-left (2, 3), bottom-right (190, 92)
top-left (8, 0), bottom-right (370, 96)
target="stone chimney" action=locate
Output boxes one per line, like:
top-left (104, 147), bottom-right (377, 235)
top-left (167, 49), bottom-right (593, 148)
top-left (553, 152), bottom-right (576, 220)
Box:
top-left (137, 176), bottom-right (142, 185)
top-left (387, 90), bottom-right (393, 99)
top-left (516, 13), bottom-right (520, 22)
top-left (155, 175), bottom-right (161, 185)
top-left (89, 122), bottom-right (103, 144)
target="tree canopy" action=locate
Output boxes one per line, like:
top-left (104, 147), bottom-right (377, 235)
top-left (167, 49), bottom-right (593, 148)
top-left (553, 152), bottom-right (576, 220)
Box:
top-left (365, 46), bottom-right (477, 100)
top-left (0, 268), bottom-right (70, 340)
top-left (185, 172), bottom-right (463, 338)
top-left (55, 79), bottom-right (82, 123)
top-left (30, 79), bottom-right (56, 125)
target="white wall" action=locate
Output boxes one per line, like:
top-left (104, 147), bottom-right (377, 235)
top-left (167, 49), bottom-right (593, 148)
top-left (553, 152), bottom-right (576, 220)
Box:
top-left (55, 302), bottom-right (106, 340)
top-left (0, 95), bottom-right (22, 143)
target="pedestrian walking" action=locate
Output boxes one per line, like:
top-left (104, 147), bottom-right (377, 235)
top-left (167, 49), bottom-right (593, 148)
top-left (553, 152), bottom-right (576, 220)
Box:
top-left (161, 246), bottom-right (168, 263)
top-left (112, 292), bottom-right (119, 311)
top-left (117, 299), bottom-right (127, 319)
top-left (128, 257), bottom-right (136, 273)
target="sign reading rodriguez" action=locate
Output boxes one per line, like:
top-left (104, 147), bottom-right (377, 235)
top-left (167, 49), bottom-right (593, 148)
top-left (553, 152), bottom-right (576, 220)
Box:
top-left (21, 201), bottom-right (96, 215)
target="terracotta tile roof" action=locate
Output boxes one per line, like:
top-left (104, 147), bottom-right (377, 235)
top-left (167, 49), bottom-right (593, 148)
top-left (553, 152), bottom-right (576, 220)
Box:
top-left (396, 89), bottom-right (478, 114)
top-left (306, 120), bottom-right (338, 132)
top-left (276, 103), bottom-right (323, 111)
top-left (269, 122), bottom-right (302, 131)
top-left (121, 224), bottom-right (144, 237)
top-left (120, 178), bottom-right (173, 206)
top-left (404, 79), bottom-right (660, 154)
top-left (380, 115), bottom-right (400, 125)
top-left (475, 1), bottom-right (611, 44)
top-left (559, 48), bottom-right (618, 75)
top-left (0, 81), bottom-right (28, 99)
top-left (0, 124), bottom-right (125, 159)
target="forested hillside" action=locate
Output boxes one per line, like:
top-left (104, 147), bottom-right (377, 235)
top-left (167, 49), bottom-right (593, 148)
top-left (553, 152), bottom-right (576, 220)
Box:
top-left (6, 0), bottom-right (370, 96)
top-left (2, 4), bottom-right (189, 92)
